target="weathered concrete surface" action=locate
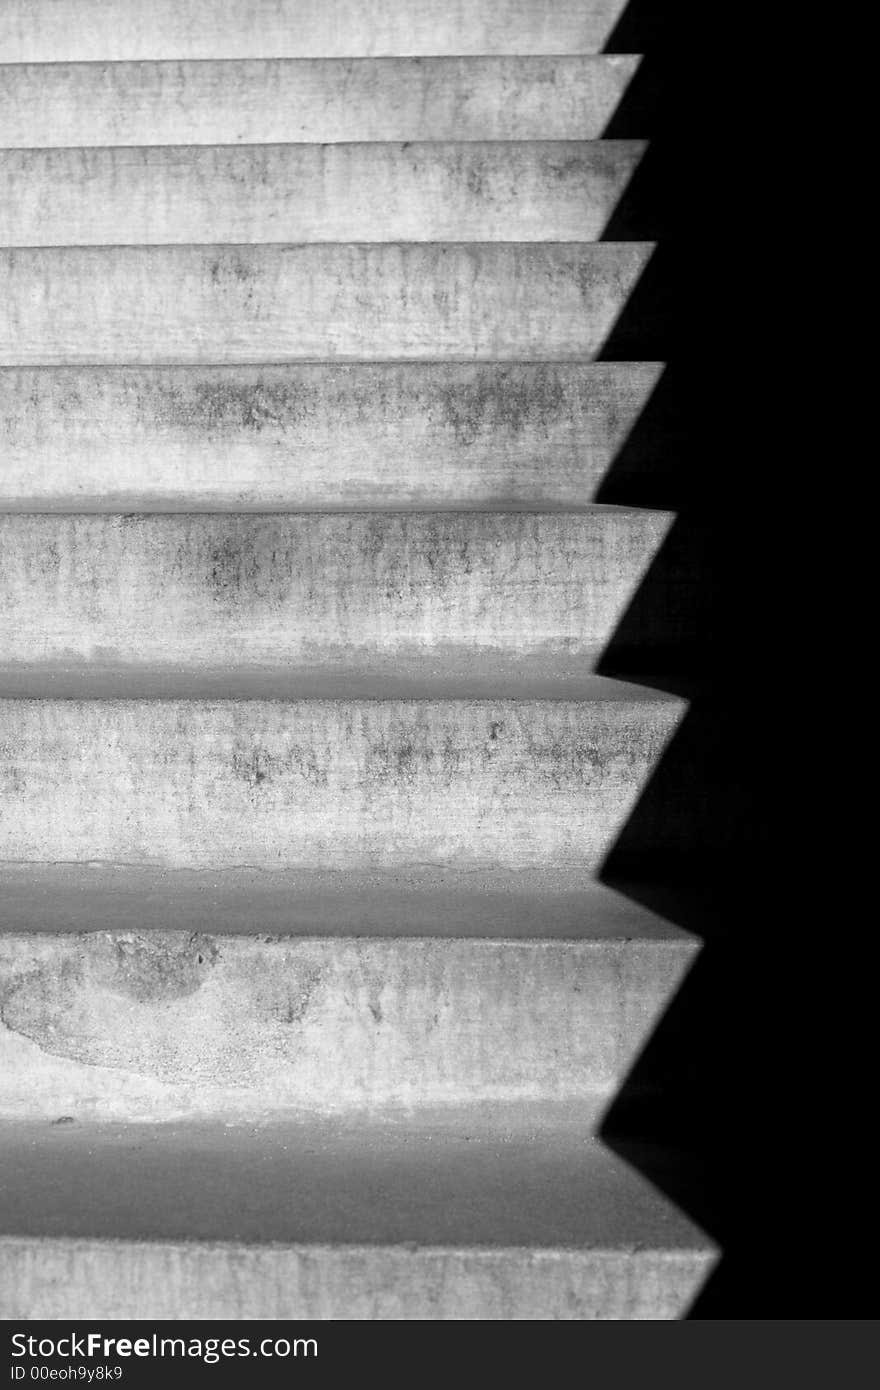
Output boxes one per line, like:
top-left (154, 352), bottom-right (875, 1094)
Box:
top-left (0, 698), bottom-right (685, 869)
top-left (0, 511), bottom-right (674, 677)
top-left (0, 1120), bottom-right (716, 1319)
top-left (0, 57), bottom-right (640, 148)
top-left (0, 243), bottom-right (654, 364)
top-left (0, 863), bottom-right (692, 940)
top-left (0, 363), bottom-right (664, 510)
top-left (0, 142), bottom-right (645, 246)
top-left (0, 2), bottom-right (631, 61)
top-left (0, 932), bottom-right (695, 1121)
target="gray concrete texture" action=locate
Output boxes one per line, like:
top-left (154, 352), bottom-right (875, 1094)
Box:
top-left (0, 363), bottom-right (664, 510)
top-left (0, 56), bottom-right (640, 147)
top-left (0, 242), bottom-right (654, 364)
top-left (0, 1), bottom-right (631, 61)
top-left (0, 1120), bottom-right (715, 1319)
top-left (0, 141), bottom-right (645, 246)
top-left (0, 510), bottom-right (674, 676)
top-left (0, 697), bottom-right (684, 868)
top-left (0, 932), bottom-right (695, 1121)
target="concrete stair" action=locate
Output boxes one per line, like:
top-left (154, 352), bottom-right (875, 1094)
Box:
top-left (0, 511), bottom-right (679, 680)
top-left (0, 696), bottom-right (684, 867)
top-left (0, 2), bottom-right (713, 1320)
top-left (0, 141), bottom-right (646, 246)
top-left (0, 243), bottom-right (654, 364)
top-left (0, 57), bottom-right (639, 147)
top-left (0, 362), bottom-right (664, 511)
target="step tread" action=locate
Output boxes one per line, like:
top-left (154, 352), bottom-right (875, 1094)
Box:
top-left (0, 665), bottom-right (682, 701)
top-left (0, 1118), bottom-right (713, 1251)
top-left (0, 56), bottom-right (641, 148)
top-left (0, 141), bottom-right (646, 246)
top-left (0, 863), bottom-right (692, 939)
top-left (0, 1119), bottom-right (714, 1317)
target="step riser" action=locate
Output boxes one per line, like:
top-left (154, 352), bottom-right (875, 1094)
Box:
top-left (0, 935), bottom-right (695, 1121)
top-left (0, 57), bottom-right (639, 148)
top-left (0, 1238), bottom-right (711, 1320)
top-left (0, 700), bottom-right (684, 869)
top-left (0, 363), bottom-right (664, 510)
top-left (0, 1), bottom-right (630, 61)
top-left (0, 243), bottom-right (654, 364)
top-left (0, 142), bottom-right (645, 247)
top-left (0, 512), bottom-right (674, 673)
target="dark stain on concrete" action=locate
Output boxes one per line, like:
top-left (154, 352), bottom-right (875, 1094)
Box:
top-left (575, 258), bottom-right (599, 304)
top-left (358, 514), bottom-right (460, 601)
top-left (208, 250), bottom-right (258, 290)
top-left (287, 742), bottom-right (331, 791)
top-left (231, 743), bottom-right (275, 790)
top-left (204, 523), bottom-right (295, 608)
top-left (230, 738), bottom-right (330, 794)
top-left (435, 367), bottom-right (567, 446)
top-left (150, 377), bottom-right (317, 436)
top-left (465, 159), bottom-right (488, 200)
top-left (98, 933), bottom-right (219, 1003)
top-left (360, 707), bottom-right (665, 797)
top-left (365, 722), bottom-right (467, 788)
top-left (276, 963), bottom-right (323, 1025)
top-left (0, 745), bottom-right (27, 796)
top-left (229, 745), bottom-right (271, 789)
top-left (0, 934), bottom-right (219, 1064)
top-left (441, 733), bottom-right (464, 776)
top-left (546, 152), bottom-right (588, 183)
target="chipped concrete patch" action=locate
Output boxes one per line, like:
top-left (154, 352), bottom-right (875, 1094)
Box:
top-left (0, 934), bottom-right (695, 1121)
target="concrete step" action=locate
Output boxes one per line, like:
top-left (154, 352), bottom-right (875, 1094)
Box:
top-left (0, 1), bottom-right (631, 61)
top-left (0, 696), bottom-right (685, 869)
top-left (0, 1118), bottom-right (716, 1319)
top-left (0, 511), bottom-right (677, 686)
top-left (0, 242), bottom-right (654, 364)
top-left (0, 363), bottom-right (664, 510)
top-left (0, 141), bottom-right (646, 247)
top-left (0, 57), bottom-right (640, 148)
top-left (0, 920), bottom-right (695, 1123)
